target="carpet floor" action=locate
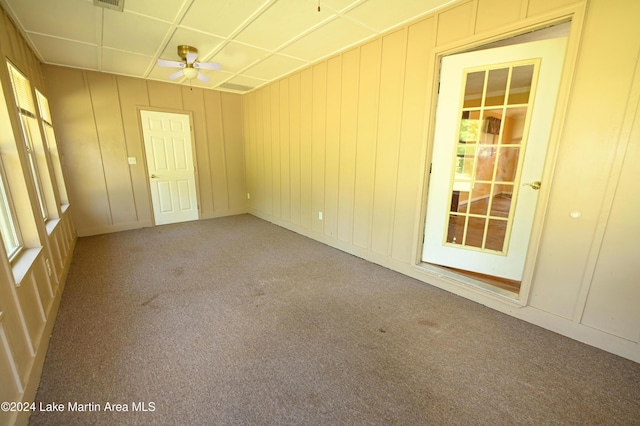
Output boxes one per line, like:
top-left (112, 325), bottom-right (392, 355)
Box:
top-left (31, 214), bottom-right (640, 425)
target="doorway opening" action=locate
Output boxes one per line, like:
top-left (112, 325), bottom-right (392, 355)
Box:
top-left (421, 23), bottom-right (571, 298)
top-left (140, 110), bottom-right (199, 226)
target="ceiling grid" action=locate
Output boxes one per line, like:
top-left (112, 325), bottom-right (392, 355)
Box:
top-left (0, 0), bottom-right (457, 93)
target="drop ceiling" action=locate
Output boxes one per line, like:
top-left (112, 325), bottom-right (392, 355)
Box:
top-left (0, 0), bottom-right (456, 93)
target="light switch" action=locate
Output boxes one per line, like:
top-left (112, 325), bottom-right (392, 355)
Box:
top-left (128, 157), bottom-right (137, 165)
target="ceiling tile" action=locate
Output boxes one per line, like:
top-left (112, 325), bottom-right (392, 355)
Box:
top-left (101, 49), bottom-right (155, 77)
top-left (235, 0), bottom-right (336, 50)
top-left (319, 0), bottom-right (363, 13)
top-left (180, 0), bottom-right (269, 38)
top-left (103, 10), bottom-right (172, 55)
top-left (161, 28), bottom-right (226, 61)
top-left (279, 16), bottom-right (375, 61)
top-left (209, 42), bottom-right (269, 73)
top-left (123, 0), bottom-right (187, 23)
top-left (6, 0), bottom-right (98, 43)
top-left (243, 54), bottom-right (308, 80)
top-left (346, 0), bottom-right (455, 32)
top-left (27, 34), bottom-right (99, 69)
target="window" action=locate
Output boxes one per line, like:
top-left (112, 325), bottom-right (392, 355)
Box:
top-left (0, 165), bottom-right (22, 259)
top-left (36, 90), bottom-right (68, 205)
top-left (7, 62), bottom-right (52, 221)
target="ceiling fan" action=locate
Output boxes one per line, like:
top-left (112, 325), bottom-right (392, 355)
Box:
top-left (157, 45), bottom-right (221, 83)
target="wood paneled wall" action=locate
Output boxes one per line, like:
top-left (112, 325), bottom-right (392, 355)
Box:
top-left (243, 0), bottom-right (640, 363)
top-left (0, 6), bottom-right (77, 426)
top-left (42, 66), bottom-right (247, 237)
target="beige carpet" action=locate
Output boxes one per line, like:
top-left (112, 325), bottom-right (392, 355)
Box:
top-left (31, 214), bottom-right (640, 425)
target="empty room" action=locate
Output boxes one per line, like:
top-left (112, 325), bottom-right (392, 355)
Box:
top-left (0, 0), bottom-right (639, 424)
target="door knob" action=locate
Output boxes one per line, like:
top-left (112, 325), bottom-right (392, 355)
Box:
top-left (150, 174), bottom-right (158, 179)
top-left (522, 180), bottom-right (541, 190)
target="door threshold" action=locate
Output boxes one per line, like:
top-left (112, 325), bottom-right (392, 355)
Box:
top-left (420, 262), bottom-right (521, 301)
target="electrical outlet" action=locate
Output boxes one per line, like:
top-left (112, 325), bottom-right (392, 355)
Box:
top-left (318, 211), bottom-right (323, 221)
top-left (127, 157), bottom-right (137, 165)
top-left (247, 193), bottom-right (251, 199)
top-left (45, 258), bottom-right (52, 277)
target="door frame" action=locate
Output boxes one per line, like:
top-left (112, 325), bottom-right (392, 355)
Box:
top-left (412, 9), bottom-right (587, 307)
top-left (137, 107), bottom-right (201, 226)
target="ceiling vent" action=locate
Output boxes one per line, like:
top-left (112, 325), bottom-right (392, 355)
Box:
top-left (218, 83), bottom-right (254, 93)
top-left (93, 0), bottom-right (124, 12)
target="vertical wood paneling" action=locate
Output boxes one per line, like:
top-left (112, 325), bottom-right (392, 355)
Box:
top-left (221, 92), bottom-right (246, 212)
top-left (15, 281), bottom-right (44, 353)
top-left (182, 87), bottom-right (214, 215)
top-left (0, 14), bottom-right (79, 421)
top-left (255, 90), bottom-right (265, 212)
top-left (244, 92), bottom-right (258, 208)
top-left (86, 72), bottom-right (137, 225)
top-left (371, 30), bottom-right (407, 256)
top-left (312, 63), bottom-right (327, 233)
top-left (289, 75), bottom-right (302, 225)
top-left (271, 83), bottom-right (281, 218)
top-left (262, 88), bottom-right (273, 214)
top-left (0, 321), bottom-right (22, 403)
top-left (337, 49), bottom-right (360, 243)
top-left (527, 0), bottom-right (639, 319)
top-left (475, 0), bottom-right (526, 34)
top-left (203, 90), bottom-right (231, 213)
top-left (116, 76), bottom-right (151, 225)
top-left (582, 114), bottom-right (640, 340)
top-left (0, 270), bottom-right (31, 392)
top-left (325, 56), bottom-right (342, 238)
top-left (147, 80), bottom-right (183, 109)
top-left (46, 65), bottom-right (245, 236)
top-left (300, 68), bottom-right (313, 229)
top-left (392, 18), bottom-right (435, 262)
top-left (45, 67), bottom-right (110, 233)
top-left (353, 40), bottom-right (382, 249)
top-left (527, 0), bottom-right (578, 17)
top-left (280, 80), bottom-right (291, 221)
top-left (436, 1), bottom-right (476, 46)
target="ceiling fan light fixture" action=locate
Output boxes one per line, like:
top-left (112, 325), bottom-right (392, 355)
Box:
top-left (183, 67), bottom-right (198, 79)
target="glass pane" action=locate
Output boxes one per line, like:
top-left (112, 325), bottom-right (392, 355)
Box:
top-left (485, 68), bottom-right (509, 106)
top-left (508, 64), bottom-right (534, 104)
top-left (459, 114), bottom-right (481, 143)
top-left (490, 193), bottom-right (512, 218)
top-left (469, 183), bottom-right (491, 215)
top-left (450, 190), bottom-right (465, 213)
top-left (455, 144), bottom-right (476, 177)
top-left (446, 214), bottom-right (465, 244)
top-left (465, 217), bottom-right (486, 248)
top-left (475, 147), bottom-right (496, 181)
top-left (502, 107), bottom-right (527, 144)
top-left (486, 219), bottom-right (507, 251)
top-left (481, 110), bottom-right (502, 145)
top-left (496, 147), bottom-right (520, 183)
top-left (463, 71), bottom-right (485, 108)
top-left (0, 173), bottom-right (21, 259)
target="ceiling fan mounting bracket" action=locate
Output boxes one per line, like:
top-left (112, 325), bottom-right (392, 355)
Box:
top-left (177, 45), bottom-right (197, 61)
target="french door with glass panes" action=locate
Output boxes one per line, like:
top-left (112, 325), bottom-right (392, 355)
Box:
top-left (422, 37), bottom-right (567, 282)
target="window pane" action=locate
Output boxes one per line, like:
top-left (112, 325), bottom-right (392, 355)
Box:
top-left (0, 172), bottom-right (21, 259)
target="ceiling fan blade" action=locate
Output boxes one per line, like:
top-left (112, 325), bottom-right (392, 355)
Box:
top-left (194, 61), bottom-right (221, 71)
top-left (197, 72), bottom-right (210, 83)
top-left (158, 59), bottom-right (185, 68)
top-left (169, 70), bottom-right (184, 80)
top-left (186, 51), bottom-right (199, 64)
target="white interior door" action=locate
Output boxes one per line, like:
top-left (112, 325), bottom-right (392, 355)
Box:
top-left (140, 110), bottom-right (199, 226)
top-left (422, 37), bottom-right (567, 281)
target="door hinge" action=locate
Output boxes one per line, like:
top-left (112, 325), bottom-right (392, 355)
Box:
top-left (429, 163), bottom-right (432, 174)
